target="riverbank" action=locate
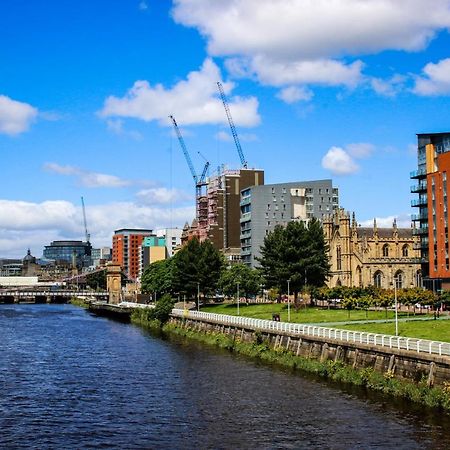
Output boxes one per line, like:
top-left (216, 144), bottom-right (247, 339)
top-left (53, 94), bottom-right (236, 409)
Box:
top-left (161, 319), bottom-right (450, 414)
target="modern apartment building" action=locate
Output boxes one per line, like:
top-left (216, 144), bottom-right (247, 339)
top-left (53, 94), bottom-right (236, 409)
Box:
top-left (138, 236), bottom-right (167, 279)
top-left (112, 229), bottom-right (153, 280)
top-left (91, 247), bottom-right (112, 267)
top-left (411, 132), bottom-right (450, 288)
top-left (240, 180), bottom-right (339, 267)
top-left (156, 228), bottom-right (183, 257)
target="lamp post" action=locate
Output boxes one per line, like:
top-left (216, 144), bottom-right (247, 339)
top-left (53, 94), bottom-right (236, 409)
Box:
top-left (393, 277), bottom-right (399, 336)
top-left (197, 282), bottom-right (200, 311)
top-left (287, 279), bottom-right (291, 322)
top-left (237, 281), bottom-right (240, 315)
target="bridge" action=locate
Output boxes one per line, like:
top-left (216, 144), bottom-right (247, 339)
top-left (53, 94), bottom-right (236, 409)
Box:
top-left (0, 290), bottom-right (109, 304)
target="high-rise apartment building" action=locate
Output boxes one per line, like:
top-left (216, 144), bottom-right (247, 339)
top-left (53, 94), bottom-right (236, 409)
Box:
top-left (411, 132), bottom-right (450, 288)
top-left (240, 180), bottom-right (339, 267)
top-left (156, 228), bottom-right (183, 257)
top-left (112, 229), bottom-right (153, 280)
top-left (138, 236), bottom-right (167, 279)
top-left (183, 168), bottom-right (265, 256)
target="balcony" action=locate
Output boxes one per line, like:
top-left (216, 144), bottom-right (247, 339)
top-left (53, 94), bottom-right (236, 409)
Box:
top-left (410, 168), bottom-right (427, 179)
top-left (240, 212), bottom-right (251, 222)
top-left (240, 196), bottom-right (251, 207)
top-left (413, 226), bottom-right (429, 235)
top-left (411, 197), bottom-right (428, 207)
top-left (241, 248), bottom-right (252, 256)
top-left (411, 212), bottom-right (428, 221)
top-left (410, 182), bottom-right (427, 193)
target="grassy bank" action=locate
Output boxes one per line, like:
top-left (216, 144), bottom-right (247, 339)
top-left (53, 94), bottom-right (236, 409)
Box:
top-left (69, 297), bottom-right (90, 308)
top-left (342, 319), bottom-right (450, 341)
top-left (162, 320), bottom-right (450, 414)
top-left (201, 303), bottom-right (421, 323)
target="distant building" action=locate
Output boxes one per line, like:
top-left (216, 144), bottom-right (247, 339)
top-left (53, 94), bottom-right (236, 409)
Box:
top-left (240, 179), bottom-right (339, 267)
top-left (43, 240), bottom-right (92, 268)
top-left (156, 228), bottom-right (183, 257)
top-left (112, 229), bottom-right (153, 280)
top-left (91, 247), bottom-right (112, 267)
top-left (139, 236), bottom-right (167, 279)
top-left (22, 249), bottom-right (40, 276)
top-left (323, 209), bottom-right (422, 288)
top-left (0, 259), bottom-right (22, 276)
top-left (411, 132), bottom-right (450, 290)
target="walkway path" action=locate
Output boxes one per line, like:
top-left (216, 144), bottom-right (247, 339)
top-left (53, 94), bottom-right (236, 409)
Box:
top-left (311, 315), bottom-right (450, 327)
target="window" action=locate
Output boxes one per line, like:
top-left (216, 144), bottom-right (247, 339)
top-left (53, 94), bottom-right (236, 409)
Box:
top-left (336, 246), bottom-right (342, 270)
top-left (374, 271), bottom-right (383, 288)
top-left (382, 244), bottom-right (389, 257)
top-left (402, 245), bottom-right (408, 257)
top-left (394, 271), bottom-right (403, 289)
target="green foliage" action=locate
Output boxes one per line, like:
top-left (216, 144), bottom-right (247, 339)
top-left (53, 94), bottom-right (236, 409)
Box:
top-left (258, 219), bottom-right (330, 298)
top-left (86, 270), bottom-right (107, 290)
top-left (219, 263), bottom-right (262, 299)
top-left (152, 294), bottom-right (176, 323)
top-left (141, 259), bottom-right (174, 295)
top-left (172, 238), bottom-right (224, 303)
top-left (131, 294), bottom-right (176, 326)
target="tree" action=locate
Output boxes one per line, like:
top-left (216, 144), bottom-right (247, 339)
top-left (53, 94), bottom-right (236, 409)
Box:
top-left (86, 269), bottom-right (107, 290)
top-left (141, 259), bottom-right (174, 297)
top-left (172, 238), bottom-right (224, 306)
top-left (258, 219), bottom-right (330, 304)
top-left (219, 263), bottom-right (262, 300)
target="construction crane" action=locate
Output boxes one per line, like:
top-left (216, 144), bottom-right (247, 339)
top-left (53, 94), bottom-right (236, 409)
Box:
top-left (169, 115), bottom-right (209, 221)
top-left (217, 81), bottom-right (248, 169)
top-left (81, 196), bottom-right (90, 243)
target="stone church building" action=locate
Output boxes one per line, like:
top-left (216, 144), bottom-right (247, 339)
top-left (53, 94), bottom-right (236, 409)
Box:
top-left (323, 209), bottom-right (422, 289)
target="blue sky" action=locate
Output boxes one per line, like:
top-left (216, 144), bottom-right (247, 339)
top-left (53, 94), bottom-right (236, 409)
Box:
top-left (1, 0), bottom-right (450, 257)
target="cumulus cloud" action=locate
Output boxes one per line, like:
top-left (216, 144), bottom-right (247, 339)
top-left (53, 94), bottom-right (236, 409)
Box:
top-left (44, 163), bottom-right (131, 188)
top-left (322, 146), bottom-right (359, 175)
top-left (99, 58), bottom-right (260, 127)
top-left (172, 1), bottom-right (450, 96)
top-left (277, 86), bottom-right (313, 104)
top-left (413, 58), bottom-right (450, 95)
top-left (346, 143), bottom-right (375, 159)
top-left (0, 199), bottom-right (194, 258)
top-left (215, 129), bottom-right (257, 142)
top-left (0, 95), bottom-right (38, 135)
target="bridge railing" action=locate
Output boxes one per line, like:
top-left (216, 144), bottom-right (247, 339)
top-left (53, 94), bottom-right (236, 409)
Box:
top-left (171, 309), bottom-right (450, 357)
top-left (0, 290), bottom-right (108, 296)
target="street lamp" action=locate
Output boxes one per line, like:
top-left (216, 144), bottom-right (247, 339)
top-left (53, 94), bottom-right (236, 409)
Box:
top-left (393, 277), bottom-right (399, 336)
top-left (287, 279), bottom-right (291, 322)
top-left (197, 282), bottom-right (200, 311)
top-left (237, 281), bottom-right (240, 315)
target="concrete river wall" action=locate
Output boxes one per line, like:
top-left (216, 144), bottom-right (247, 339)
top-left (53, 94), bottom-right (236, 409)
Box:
top-left (170, 309), bottom-right (450, 387)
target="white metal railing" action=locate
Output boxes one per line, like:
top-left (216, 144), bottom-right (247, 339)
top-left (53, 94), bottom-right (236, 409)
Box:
top-left (171, 309), bottom-right (450, 357)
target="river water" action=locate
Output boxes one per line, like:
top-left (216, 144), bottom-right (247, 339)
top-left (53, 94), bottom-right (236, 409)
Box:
top-left (1, 304), bottom-right (449, 449)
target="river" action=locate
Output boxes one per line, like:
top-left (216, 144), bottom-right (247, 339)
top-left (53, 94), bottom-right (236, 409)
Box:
top-left (0, 304), bottom-right (449, 449)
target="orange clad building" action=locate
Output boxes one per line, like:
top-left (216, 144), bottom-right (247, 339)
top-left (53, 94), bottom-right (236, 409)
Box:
top-left (112, 229), bottom-right (153, 280)
top-left (411, 132), bottom-right (450, 290)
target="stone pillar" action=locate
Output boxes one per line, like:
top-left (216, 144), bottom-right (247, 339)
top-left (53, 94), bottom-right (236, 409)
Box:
top-left (107, 264), bottom-right (122, 304)
top-left (46, 295), bottom-right (52, 304)
top-left (14, 295), bottom-right (20, 304)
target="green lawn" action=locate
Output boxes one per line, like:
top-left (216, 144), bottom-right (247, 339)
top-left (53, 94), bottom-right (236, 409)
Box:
top-left (200, 302), bottom-right (421, 324)
top-left (342, 320), bottom-right (450, 342)
top-left (200, 302), bottom-right (450, 342)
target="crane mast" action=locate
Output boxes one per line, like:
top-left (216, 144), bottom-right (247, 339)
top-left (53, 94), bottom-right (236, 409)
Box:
top-left (81, 196), bottom-right (90, 243)
top-left (217, 81), bottom-right (248, 169)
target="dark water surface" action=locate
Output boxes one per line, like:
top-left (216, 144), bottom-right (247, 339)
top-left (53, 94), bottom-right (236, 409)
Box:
top-left (1, 304), bottom-right (449, 449)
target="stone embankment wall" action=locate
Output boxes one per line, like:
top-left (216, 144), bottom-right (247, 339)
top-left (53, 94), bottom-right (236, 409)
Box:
top-left (169, 316), bottom-right (450, 387)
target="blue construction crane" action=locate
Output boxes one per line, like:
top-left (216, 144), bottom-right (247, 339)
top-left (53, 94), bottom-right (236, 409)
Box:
top-left (217, 81), bottom-right (248, 169)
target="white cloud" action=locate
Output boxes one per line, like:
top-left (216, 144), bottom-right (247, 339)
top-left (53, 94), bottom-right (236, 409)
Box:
top-left (215, 130), bottom-right (258, 142)
top-left (44, 163), bottom-right (131, 188)
top-left (321, 146), bottom-right (359, 175)
top-left (413, 58), bottom-right (450, 95)
top-left (139, 1), bottom-right (148, 11)
top-left (135, 187), bottom-right (192, 205)
top-left (277, 86), bottom-right (313, 104)
top-left (0, 95), bottom-right (38, 135)
top-left (0, 199), bottom-right (194, 258)
top-left (172, 1), bottom-right (450, 96)
top-left (215, 130), bottom-right (232, 142)
top-left (346, 143), bottom-right (375, 159)
top-left (172, 0), bottom-right (450, 59)
top-left (99, 58), bottom-right (260, 127)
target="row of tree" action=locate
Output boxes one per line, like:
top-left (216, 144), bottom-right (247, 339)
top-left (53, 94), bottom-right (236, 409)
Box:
top-left (141, 219), bottom-right (331, 305)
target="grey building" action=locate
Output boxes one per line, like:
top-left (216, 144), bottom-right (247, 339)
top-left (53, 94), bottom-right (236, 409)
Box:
top-left (240, 180), bottom-right (339, 266)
